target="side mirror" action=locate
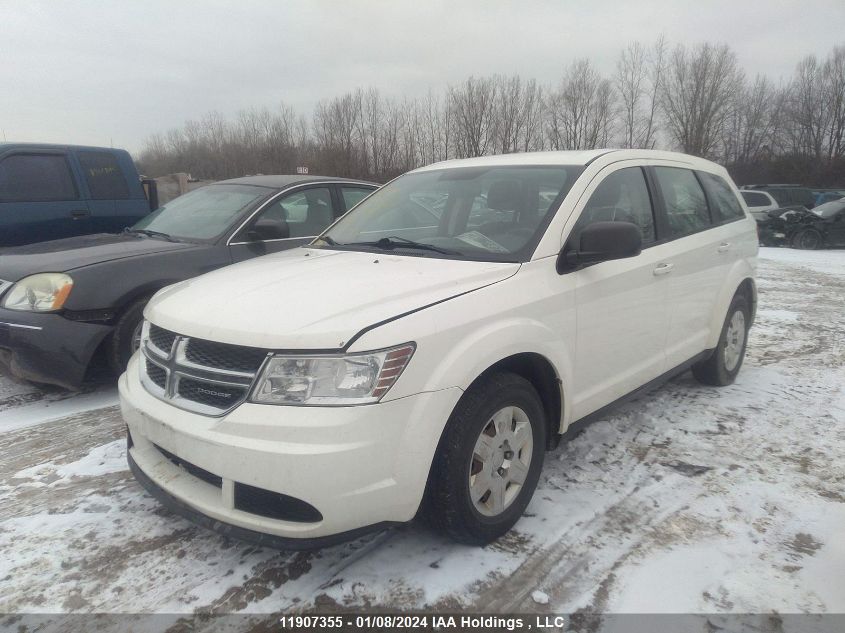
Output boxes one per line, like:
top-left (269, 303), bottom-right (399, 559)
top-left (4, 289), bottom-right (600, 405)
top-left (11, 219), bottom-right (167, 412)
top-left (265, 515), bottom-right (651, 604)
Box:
top-left (247, 217), bottom-right (289, 242)
top-left (557, 221), bottom-right (642, 274)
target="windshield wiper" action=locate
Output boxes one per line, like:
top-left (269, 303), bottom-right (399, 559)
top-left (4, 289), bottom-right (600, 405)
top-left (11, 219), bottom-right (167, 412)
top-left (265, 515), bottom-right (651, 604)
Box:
top-left (124, 228), bottom-right (178, 242)
top-left (341, 236), bottom-right (461, 255)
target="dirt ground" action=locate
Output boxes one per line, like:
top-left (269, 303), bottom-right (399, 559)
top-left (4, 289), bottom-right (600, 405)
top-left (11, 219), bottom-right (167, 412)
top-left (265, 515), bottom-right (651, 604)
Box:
top-left (0, 247), bottom-right (843, 628)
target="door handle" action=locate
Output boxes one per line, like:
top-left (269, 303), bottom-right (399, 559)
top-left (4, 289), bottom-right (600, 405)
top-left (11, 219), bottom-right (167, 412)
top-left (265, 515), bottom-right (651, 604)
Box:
top-left (653, 262), bottom-right (674, 276)
top-left (717, 242), bottom-right (731, 253)
top-left (70, 210), bottom-right (90, 219)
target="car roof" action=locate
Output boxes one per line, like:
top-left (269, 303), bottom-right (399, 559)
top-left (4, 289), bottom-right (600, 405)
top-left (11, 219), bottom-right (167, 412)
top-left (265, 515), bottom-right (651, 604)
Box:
top-left (410, 149), bottom-right (722, 172)
top-left (216, 175), bottom-right (377, 189)
top-left (0, 142), bottom-right (129, 154)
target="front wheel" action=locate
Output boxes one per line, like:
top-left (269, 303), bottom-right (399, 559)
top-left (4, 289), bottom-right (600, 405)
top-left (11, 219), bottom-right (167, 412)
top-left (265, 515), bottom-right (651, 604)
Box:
top-left (422, 372), bottom-right (546, 545)
top-left (107, 297), bottom-right (148, 374)
top-left (692, 293), bottom-right (750, 386)
top-left (792, 228), bottom-right (823, 250)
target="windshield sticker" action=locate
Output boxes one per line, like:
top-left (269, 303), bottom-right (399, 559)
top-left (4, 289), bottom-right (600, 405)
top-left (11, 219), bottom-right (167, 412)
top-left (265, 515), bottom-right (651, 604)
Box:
top-left (455, 231), bottom-right (510, 253)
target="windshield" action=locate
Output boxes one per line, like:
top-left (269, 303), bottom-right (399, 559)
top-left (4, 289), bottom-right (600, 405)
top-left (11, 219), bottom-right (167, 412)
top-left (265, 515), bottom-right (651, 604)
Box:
top-left (314, 165), bottom-right (582, 262)
top-left (132, 184), bottom-right (269, 240)
top-left (812, 199), bottom-right (845, 219)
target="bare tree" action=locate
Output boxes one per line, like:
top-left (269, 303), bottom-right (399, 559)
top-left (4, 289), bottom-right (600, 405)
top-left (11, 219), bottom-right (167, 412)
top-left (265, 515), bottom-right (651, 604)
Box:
top-left (546, 59), bottom-right (614, 150)
top-left (448, 76), bottom-right (497, 157)
top-left (136, 41), bottom-right (845, 188)
top-left (720, 75), bottom-right (783, 164)
top-left (823, 45), bottom-right (845, 159)
top-left (616, 36), bottom-right (666, 148)
top-left (661, 42), bottom-right (743, 157)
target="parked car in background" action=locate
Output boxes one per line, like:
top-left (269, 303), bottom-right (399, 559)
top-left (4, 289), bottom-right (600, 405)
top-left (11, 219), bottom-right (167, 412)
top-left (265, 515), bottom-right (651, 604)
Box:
top-left (121, 149), bottom-right (757, 548)
top-left (0, 143), bottom-right (155, 247)
top-left (753, 199), bottom-right (845, 249)
top-left (0, 175), bottom-right (377, 389)
top-left (813, 190), bottom-right (845, 206)
top-left (792, 198), bottom-right (845, 248)
top-left (741, 184), bottom-right (816, 210)
top-left (740, 190), bottom-right (779, 222)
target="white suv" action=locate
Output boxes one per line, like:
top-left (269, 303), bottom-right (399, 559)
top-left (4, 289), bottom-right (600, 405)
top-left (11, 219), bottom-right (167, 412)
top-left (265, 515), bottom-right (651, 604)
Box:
top-left (120, 150), bottom-right (758, 547)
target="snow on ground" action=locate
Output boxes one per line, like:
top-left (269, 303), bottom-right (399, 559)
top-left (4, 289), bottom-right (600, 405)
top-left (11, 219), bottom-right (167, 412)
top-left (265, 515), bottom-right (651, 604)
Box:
top-left (0, 247), bottom-right (843, 623)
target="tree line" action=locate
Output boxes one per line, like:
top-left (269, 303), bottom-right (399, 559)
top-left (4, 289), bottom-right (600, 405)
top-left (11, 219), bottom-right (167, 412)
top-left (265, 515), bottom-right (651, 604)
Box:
top-left (138, 39), bottom-right (845, 187)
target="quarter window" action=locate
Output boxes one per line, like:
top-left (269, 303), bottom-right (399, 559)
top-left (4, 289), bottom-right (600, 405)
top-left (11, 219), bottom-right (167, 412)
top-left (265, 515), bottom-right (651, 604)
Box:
top-left (572, 167), bottom-right (656, 245)
top-left (699, 172), bottom-right (745, 222)
top-left (653, 167), bottom-right (711, 238)
top-left (78, 151), bottom-right (130, 200)
top-left (0, 154), bottom-right (78, 202)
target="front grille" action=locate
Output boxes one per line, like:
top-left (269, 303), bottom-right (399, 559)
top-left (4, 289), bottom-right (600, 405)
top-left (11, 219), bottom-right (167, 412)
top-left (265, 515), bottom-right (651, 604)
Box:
top-left (154, 444), bottom-right (222, 488)
top-left (149, 324), bottom-right (177, 354)
top-left (140, 323), bottom-right (267, 415)
top-left (185, 338), bottom-right (268, 373)
top-left (145, 360), bottom-right (166, 389)
top-left (178, 378), bottom-right (247, 410)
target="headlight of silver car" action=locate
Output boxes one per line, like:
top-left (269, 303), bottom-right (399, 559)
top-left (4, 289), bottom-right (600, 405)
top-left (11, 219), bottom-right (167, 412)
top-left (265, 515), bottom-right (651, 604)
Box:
top-left (2, 273), bottom-right (74, 312)
top-left (250, 343), bottom-right (415, 406)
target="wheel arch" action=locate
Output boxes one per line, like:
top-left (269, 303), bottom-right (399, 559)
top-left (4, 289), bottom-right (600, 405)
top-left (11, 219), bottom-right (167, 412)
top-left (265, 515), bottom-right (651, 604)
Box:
top-left (464, 352), bottom-right (563, 450)
top-left (707, 265), bottom-right (757, 349)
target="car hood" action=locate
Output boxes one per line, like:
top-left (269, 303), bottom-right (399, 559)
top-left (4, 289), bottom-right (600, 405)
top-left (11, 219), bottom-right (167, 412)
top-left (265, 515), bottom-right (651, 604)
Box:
top-left (0, 234), bottom-right (200, 280)
top-left (146, 248), bottom-right (520, 350)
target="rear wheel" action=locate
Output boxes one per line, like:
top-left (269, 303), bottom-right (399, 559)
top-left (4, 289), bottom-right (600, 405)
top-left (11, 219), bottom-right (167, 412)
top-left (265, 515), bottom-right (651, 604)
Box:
top-left (422, 372), bottom-right (546, 545)
top-left (792, 228), bottom-right (823, 250)
top-left (107, 297), bottom-right (148, 374)
top-left (692, 293), bottom-right (750, 386)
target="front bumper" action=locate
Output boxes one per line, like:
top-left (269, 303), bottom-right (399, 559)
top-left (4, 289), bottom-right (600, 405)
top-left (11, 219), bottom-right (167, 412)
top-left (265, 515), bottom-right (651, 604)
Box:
top-left (120, 354), bottom-right (464, 545)
top-left (0, 307), bottom-right (112, 389)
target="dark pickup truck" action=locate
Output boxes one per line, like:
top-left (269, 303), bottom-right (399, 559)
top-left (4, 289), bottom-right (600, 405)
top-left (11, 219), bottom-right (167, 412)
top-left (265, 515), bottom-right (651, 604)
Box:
top-left (0, 143), bottom-right (155, 247)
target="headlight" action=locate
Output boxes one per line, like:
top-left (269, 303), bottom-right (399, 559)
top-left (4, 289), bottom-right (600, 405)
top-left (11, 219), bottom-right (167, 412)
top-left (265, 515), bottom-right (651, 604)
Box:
top-left (250, 343), bottom-right (415, 406)
top-left (2, 273), bottom-right (74, 312)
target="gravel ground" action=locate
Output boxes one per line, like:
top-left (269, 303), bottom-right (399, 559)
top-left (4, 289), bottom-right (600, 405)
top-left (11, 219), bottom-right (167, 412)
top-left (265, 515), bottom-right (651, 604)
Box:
top-left (0, 247), bottom-right (843, 627)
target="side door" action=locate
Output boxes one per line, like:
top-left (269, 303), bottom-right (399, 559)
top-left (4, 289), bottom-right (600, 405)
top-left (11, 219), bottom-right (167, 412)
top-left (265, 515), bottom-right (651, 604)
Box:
top-left (228, 185), bottom-right (337, 263)
top-left (566, 164), bottom-right (670, 419)
top-left (74, 150), bottom-right (141, 233)
top-left (648, 166), bottom-right (725, 368)
top-left (0, 151), bottom-right (90, 246)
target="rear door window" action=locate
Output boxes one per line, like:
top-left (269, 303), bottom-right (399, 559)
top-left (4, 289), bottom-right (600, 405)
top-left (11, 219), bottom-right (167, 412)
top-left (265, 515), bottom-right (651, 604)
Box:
top-left (341, 187), bottom-right (373, 212)
top-left (766, 189), bottom-right (789, 205)
top-left (77, 151), bottom-right (130, 200)
top-left (699, 172), bottom-right (745, 222)
top-left (653, 167), bottom-right (711, 238)
top-left (249, 187), bottom-right (335, 238)
top-left (0, 154), bottom-right (78, 202)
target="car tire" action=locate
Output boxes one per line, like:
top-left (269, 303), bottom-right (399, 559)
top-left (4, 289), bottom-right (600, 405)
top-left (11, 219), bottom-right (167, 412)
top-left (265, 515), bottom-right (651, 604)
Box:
top-left (791, 228), bottom-right (823, 250)
top-left (692, 293), bottom-right (750, 387)
top-left (107, 296), bottom-right (149, 375)
top-left (422, 371), bottom-right (546, 545)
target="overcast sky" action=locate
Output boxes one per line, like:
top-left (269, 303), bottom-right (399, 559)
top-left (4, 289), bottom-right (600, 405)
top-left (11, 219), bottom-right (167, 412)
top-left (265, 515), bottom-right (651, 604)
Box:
top-left (2, 0), bottom-right (843, 154)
